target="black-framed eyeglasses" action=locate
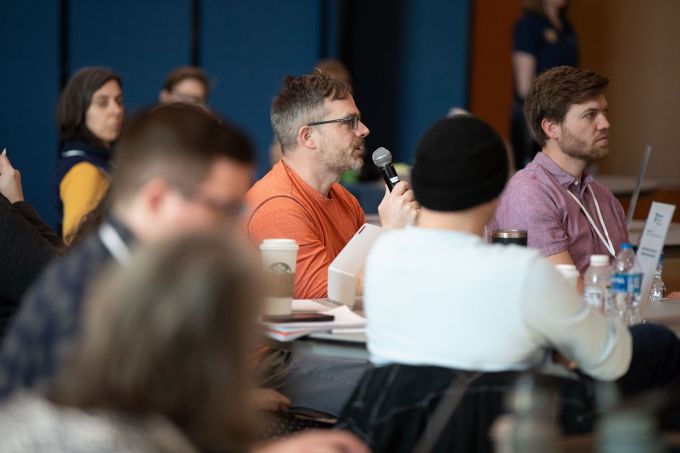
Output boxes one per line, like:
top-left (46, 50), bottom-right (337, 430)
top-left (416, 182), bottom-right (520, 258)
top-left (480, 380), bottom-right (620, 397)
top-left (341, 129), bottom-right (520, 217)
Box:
top-left (169, 91), bottom-right (206, 105)
top-left (192, 194), bottom-right (243, 218)
top-left (307, 115), bottom-right (360, 130)
top-left (176, 187), bottom-right (243, 219)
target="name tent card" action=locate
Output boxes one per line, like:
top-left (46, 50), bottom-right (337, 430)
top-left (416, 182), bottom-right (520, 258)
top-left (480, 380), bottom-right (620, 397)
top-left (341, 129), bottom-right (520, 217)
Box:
top-left (636, 202), bottom-right (675, 304)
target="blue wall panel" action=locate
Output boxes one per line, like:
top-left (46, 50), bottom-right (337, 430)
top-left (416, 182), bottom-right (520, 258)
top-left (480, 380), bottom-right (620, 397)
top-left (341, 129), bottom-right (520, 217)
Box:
top-left (69, 0), bottom-right (193, 112)
top-left (397, 0), bottom-right (471, 163)
top-left (201, 0), bottom-right (323, 176)
top-left (342, 0), bottom-right (471, 167)
top-left (0, 0), bottom-right (471, 225)
top-left (0, 1), bottom-right (60, 223)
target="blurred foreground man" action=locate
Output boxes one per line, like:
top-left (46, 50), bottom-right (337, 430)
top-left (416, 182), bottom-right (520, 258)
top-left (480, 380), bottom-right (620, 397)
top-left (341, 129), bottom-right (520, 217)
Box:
top-left (0, 103), bottom-right (254, 397)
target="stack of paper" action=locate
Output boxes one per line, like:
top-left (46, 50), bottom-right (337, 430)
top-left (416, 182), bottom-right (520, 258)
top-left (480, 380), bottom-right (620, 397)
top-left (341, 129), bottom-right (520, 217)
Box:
top-left (264, 305), bottom-right (366, 342)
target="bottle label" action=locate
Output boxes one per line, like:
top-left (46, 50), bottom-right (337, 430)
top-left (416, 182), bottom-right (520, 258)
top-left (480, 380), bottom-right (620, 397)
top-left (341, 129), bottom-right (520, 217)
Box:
top-left (584, 286), bottom-right (605, 310)
top-left (611, 273), bottom-right (642, 295)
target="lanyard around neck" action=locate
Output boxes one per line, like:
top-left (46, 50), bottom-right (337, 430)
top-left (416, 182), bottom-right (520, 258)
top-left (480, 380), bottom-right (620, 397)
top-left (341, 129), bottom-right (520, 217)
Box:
top-left (98, 222), bottom-right (131, 265)
top-left (566, 185), bottom-right (616, 257)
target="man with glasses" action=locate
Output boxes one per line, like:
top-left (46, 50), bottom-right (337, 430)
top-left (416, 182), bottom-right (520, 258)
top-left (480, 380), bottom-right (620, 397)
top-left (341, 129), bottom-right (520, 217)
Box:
top-left (0, 103), bottom-right (254, 397)
top-left (245, 73), bottom-right (415, 419)
top-left (246, 73), bottom-right (416, 300)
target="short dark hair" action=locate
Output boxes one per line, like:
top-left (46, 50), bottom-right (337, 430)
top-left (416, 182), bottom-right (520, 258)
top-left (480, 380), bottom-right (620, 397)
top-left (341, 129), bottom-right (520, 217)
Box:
top-left (271, 73), bottom-right (352, 152)
top-left (57, 66), bottom-right (122, 148)
top-left (525, 66), bottom-right (609, 147)
top-left (312, 59), bottom-right (352, 86)
top-left (109, 103), bottom-right (254, 204)
top-left (52, 233), bottom-right (261, 451)
top-left (162, 66), bottom-right (209, 94)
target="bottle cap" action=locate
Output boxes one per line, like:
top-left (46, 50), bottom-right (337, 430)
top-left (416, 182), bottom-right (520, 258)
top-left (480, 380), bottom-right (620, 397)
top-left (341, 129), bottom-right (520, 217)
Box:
top-left (590, 255), bottom-right (609, 266)
top-left (620, 242), bottom-right (633, 250)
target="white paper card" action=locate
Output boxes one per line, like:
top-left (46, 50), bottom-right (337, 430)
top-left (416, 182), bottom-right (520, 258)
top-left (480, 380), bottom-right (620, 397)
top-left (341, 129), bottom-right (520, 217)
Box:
top-left (636, 202), bottom-right (676, 304)
top-left (328, 224), bottom-right (384, 307)
top-left (292, 299), bottom-right (331, 312)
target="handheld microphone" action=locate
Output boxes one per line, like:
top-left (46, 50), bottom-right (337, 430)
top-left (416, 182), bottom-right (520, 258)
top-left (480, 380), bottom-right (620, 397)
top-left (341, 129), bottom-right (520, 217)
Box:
top-left (372, 147), bottom-right (400, 191)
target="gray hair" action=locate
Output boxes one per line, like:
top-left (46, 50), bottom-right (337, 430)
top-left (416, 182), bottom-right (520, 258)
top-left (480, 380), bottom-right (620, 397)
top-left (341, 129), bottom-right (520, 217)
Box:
top-left (270, 73), bottom-right (352, 152)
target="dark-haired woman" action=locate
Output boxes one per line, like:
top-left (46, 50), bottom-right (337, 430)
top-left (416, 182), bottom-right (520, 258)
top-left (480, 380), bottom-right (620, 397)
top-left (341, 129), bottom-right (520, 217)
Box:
top-left (54, 66), bottom-right (124, 241)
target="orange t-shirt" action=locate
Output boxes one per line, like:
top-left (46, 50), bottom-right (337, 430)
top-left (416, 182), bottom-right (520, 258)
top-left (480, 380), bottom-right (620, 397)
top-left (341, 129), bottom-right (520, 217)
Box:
top-left (245, 161), bottom-right (365, 299)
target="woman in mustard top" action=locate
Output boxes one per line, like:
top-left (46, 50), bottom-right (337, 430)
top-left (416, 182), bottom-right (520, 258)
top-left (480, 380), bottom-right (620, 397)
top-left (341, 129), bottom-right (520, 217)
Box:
top-left (53, 67), bottom-right (124, 241)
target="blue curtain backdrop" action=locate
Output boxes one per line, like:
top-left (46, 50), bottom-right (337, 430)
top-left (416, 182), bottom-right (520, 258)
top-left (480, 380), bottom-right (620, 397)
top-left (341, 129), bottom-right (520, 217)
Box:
top-left (0, 0), bottom-right (470, 226)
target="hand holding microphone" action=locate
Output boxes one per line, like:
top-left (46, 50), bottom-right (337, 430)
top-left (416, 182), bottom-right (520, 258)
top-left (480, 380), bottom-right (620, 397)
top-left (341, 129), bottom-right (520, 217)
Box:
top-left (372, 147), bottom-right (400, 191)
top-left (372, 147), bottom-right (417, 228)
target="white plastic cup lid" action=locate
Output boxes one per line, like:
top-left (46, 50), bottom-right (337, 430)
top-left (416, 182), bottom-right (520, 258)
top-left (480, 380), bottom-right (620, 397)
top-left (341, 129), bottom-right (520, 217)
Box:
top-left (259, 238), bottom-right (299, 251)
top-left (555, 264), bottom-right (580, 278)
top-left (590, 255), bottom-right (609, 266)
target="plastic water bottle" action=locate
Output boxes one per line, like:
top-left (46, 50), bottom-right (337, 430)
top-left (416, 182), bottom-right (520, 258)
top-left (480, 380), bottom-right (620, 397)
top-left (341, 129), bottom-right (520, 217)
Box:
top-left (596, 382), bottom-right (665, 453)
top-left (649, 253), bottom-right (666, 303)
top-left (584, 255), bottom-right (611, 313)
top-left (491, 373), bottom-right (561, 453)
top-left (611, 243), bottom-right (643, 325)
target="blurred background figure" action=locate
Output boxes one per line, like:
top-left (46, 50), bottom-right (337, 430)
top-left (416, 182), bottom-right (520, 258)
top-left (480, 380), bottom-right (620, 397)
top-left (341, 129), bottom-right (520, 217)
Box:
top-left (54, 67), bottom-right (124, 241)
top-left (159, 66), bottom-right (209, 106)
top-left (314, 59), bottom-right (352, 86)
top-left (511, 0), bottom-right (578, 169)
top-left (0, 233), bottom-right (368, 453)
top-left (0, 150), bottom-right (62, 340)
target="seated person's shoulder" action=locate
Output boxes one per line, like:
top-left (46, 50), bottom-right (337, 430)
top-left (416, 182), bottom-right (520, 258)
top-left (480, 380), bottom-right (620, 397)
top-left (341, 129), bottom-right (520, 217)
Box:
top-left (248, 195), bottom-right (307, 220)
top-left (503, 168), bottom-right (546, 195)
top-left (246, 195), bottom-right (318, 244)
top-left (246, 163), bottom-right (296, 204)
top-left (25, 234), bottom-right (108, 299)
top-left (497, 170), bottom-right (560, 217)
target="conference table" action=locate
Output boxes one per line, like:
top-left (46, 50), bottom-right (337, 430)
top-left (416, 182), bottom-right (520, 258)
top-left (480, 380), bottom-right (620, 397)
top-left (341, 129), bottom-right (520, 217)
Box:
top-left (597, 174), bottom-right (659, 197)
top-left (288, 298), bottom-right (369, 361)
top-left (287, 216), bottom-right (680, 358)
top-left (289, 297), bottom-right (680, 362)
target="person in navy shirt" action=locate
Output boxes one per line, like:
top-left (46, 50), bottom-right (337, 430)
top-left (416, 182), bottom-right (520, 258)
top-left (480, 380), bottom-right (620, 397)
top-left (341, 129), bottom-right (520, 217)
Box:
top-left (511, 0), bottom-right (579, 169)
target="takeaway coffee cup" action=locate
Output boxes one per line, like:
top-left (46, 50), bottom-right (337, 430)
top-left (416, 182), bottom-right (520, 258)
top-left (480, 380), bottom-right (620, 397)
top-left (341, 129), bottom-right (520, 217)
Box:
top-left (491, 229), bottom-right (528, 246)
top-left (260, 239), bottom-right (299, 316)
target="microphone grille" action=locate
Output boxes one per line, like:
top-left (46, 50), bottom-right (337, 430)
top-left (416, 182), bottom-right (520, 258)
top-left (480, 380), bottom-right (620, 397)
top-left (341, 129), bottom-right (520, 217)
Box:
top-left (372, 147), bottom-right (393, 167)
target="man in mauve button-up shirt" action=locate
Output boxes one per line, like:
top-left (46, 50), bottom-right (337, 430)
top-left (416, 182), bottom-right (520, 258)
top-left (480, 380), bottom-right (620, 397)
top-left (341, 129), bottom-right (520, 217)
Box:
top-left (489, 66), bottom-right (628, 274)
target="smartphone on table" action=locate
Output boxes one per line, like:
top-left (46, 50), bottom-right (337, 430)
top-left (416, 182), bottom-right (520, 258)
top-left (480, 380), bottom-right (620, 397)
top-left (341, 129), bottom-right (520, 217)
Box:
top-left (262, 312), bottom-right (335, 323)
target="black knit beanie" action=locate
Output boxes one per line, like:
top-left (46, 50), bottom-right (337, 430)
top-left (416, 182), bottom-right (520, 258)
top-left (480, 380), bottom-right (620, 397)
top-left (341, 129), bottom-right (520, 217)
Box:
top-left (411, 115), bottom-right (508, 212)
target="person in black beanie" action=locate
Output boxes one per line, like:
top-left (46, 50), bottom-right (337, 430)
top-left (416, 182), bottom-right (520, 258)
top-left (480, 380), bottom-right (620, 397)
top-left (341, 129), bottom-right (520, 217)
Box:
top-left (336, 115), bottom-right (638, 452)
top-left (411, 114), bottom-right (509, 212)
